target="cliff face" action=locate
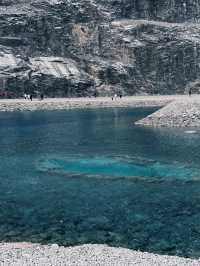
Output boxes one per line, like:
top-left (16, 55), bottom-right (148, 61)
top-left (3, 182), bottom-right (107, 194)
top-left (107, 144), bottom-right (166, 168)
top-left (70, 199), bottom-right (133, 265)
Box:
top-left (1, 0), bottom-right (200, 97)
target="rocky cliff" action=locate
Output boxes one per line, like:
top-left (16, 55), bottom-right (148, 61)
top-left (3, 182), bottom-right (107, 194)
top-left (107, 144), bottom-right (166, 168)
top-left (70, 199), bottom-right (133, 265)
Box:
top-left (1, 0), bottom-right (200, 97)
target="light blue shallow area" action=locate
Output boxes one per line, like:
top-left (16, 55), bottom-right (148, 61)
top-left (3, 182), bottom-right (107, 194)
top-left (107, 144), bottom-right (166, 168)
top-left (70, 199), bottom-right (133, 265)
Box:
top-left (1, 107), bottom-right (200, 258)
top-left (40, 156), bottom-right (197, 179)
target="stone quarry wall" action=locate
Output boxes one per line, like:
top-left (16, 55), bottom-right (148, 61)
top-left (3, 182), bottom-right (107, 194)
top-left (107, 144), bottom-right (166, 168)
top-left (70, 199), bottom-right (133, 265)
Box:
top-left (0, 0), bottom-right (200, 97)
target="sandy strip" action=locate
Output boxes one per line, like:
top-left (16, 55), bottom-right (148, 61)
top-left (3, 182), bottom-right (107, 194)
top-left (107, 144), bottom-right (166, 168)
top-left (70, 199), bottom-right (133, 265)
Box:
top-left (0, 243), bottom-right (199, 266)
top-left (0, 95), bottom-right (196, 112)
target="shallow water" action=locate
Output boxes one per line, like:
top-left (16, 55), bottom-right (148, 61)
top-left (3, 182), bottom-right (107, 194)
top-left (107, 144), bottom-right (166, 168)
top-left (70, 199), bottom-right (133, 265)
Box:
top-left (1, 107), bottom-right (200, 257)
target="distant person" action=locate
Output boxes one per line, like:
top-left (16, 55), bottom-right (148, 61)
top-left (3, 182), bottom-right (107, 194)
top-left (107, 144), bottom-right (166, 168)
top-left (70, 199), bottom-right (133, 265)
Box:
top-left (114, 94), bottom-right (117, 100)
top-left (40, 93), bottom-right (44, 100)
top-left (119, 92), bottom-right (122, 99)
top-left (30, 94), bottom-right (33, 101)
top-left (24, 93), bottom-right (27, 100)
top-left (189, 88), bottom-right (192, 96)
top-left (94, 92), bottom-right (97, 98)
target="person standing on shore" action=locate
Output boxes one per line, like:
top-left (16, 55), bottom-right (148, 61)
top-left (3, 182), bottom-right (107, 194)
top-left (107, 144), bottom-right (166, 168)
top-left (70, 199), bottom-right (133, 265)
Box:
top-left (30, 94), bottom-right (33, 101)
top-left (189, 88), bottom-right (192, 96)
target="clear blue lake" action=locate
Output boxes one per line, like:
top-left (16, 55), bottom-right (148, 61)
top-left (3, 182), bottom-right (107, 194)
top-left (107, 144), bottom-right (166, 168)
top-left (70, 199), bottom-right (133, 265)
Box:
top-left (1, 107), bottom-right (200, 258)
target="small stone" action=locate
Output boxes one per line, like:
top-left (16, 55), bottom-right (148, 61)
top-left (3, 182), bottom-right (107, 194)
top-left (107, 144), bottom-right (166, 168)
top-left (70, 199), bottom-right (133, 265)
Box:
top-left (51, 244), bottom-right (59, 249)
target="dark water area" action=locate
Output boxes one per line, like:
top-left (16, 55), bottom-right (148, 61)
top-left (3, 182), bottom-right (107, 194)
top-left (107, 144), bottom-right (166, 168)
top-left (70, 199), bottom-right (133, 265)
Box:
top-left (1, 107), bottom-right (200, 258)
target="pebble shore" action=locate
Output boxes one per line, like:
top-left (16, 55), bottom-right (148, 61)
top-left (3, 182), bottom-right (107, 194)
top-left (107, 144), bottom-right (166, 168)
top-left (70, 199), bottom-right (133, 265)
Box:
top-left (0, 95), bottom-right (188, 112)
top-left (0, 243), bottom-right (200, 266)
top-left (135, 97), bottom-right (200, 127)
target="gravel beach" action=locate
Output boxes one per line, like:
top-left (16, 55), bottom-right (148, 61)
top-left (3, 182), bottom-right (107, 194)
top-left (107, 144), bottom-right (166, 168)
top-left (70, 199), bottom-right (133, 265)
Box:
top-left (0, 243), bottom-right (200, 266)
top-left (135, 97), bottom-right (200, 127)
top-left (0, 95), bottom-right (190, 112)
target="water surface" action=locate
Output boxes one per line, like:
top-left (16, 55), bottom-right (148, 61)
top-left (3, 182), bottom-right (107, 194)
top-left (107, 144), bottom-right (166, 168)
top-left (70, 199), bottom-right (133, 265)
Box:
top-left (1, 107), bottom-right (200, 258)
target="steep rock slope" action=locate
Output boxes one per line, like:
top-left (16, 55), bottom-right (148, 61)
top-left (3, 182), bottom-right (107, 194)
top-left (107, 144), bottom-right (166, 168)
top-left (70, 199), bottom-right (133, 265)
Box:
top-left (1, 0), bottom-right (200, 97)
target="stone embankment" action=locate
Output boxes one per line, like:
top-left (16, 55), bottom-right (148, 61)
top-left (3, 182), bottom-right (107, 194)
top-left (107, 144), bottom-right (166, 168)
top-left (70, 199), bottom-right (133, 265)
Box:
top-left (0, 243), bottom-right (200, 266)
top-left (135, 97), bottom-right (200, 127)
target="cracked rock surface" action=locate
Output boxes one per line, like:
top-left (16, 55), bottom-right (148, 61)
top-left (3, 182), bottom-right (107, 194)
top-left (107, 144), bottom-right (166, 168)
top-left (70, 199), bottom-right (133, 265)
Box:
top-left (1, 1), bottom-right (200, 97)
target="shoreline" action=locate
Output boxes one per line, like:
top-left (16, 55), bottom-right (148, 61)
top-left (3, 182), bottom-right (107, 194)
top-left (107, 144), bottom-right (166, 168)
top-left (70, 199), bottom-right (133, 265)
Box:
top-left (0, 243), bottom-right (199, 266)
top-left (135, 97), bottom-right (200, 127)
top-left (0, 95), bottom-right (196, 112)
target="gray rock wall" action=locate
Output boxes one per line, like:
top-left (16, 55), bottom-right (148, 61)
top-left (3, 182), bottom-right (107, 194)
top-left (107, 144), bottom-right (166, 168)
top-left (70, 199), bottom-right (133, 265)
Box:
top-left (0, 0), bottom-right (200, 97)
top-left (99, 0), bottom-right (200, 22)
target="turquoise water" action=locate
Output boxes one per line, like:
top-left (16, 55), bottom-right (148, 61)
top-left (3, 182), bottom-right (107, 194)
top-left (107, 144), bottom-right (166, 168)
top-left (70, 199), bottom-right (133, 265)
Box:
top-left (1, 107), bottom-right (200, 257)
